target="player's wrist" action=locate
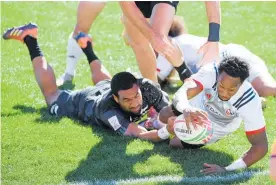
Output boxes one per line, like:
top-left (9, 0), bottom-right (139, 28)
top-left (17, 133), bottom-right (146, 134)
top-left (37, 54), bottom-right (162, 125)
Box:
top-left (225, 158), bottom-right (247, 171)
top-left (174, 62), bottom-right (192, 81)
top-left (208, 22), bottom-right (220, 42)
top-left (157, 125), bottom-right (170, 140)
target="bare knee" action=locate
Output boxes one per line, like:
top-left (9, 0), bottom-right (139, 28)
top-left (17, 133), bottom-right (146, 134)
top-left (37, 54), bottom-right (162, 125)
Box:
top-left (251, 77), bottom-right (276, 97)
top-left (169, 137), bottom-right (184, 149)
top-left (44, 89), bottom-right (62, 106)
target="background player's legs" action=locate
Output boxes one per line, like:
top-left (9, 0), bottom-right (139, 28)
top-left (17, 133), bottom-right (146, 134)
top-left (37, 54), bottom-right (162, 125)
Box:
top-left (122, 16), bottom-right (158, 82)
top-left (122, 3), bottom-right (175, 83)
top-left (75, 32), bottom-right (111, 84)
top-left (150, 3), bottom-right (175, 38)
top-left (74, 1), bottom-right (106, 36)
top-left (57, 1), bottom-right (106, 86)
top-left (251, 75), bottom-right (276, 97)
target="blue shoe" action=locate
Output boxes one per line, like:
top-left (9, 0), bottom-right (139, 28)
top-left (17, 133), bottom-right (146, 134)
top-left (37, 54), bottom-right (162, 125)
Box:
top-left (3, 22), bottom-right (38, 42)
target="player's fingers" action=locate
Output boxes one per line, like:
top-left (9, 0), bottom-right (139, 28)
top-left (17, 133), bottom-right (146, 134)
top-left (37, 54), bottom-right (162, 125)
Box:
top-left (203, 163), bottom-right (213, 168)
top-left (195, 111), bottom-right (204, 126)
top-left (202, 169), bottom-right (216, 175)
top-left (199, 111), bottom-right (209, 121)
top-left (190, 112), bottom-right (198, 130)
top-left (184, 116), bottom-right (192, 130)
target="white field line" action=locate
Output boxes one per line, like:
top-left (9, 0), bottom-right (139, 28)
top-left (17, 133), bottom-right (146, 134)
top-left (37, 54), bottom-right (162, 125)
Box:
top-left (64, 170), bottom-right (269, 185)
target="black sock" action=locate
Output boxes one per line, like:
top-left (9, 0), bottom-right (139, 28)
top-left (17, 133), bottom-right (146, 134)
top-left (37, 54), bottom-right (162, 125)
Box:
top-left (23, 36), bottom-right (44, 61)
top-left (175, 62), bottom-right (192, 81)
top-left (81, 41), bottom-right (99, 64)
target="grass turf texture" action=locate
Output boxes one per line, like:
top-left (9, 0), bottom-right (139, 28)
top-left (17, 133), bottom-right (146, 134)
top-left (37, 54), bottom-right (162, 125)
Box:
top-left (1, 1), bottom-right (276, 185)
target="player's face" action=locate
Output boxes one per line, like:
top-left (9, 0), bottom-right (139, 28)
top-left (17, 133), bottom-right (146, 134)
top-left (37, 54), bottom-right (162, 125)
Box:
top-left (116, 84), bottom-right (143, 115)
top-left (217, 71), bottom-right (242, 101)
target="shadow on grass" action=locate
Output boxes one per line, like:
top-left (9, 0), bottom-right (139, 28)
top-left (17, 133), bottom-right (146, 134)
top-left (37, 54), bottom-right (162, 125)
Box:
top-left (3, 105), bottom-right (262, 185)
top-left (64, 127), bottom-right (260, 185)
top-left (1, 104), bottom-right (63, 123)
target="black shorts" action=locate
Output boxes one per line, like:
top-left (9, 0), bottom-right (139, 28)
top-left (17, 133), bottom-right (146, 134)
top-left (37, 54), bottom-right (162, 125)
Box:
top-left (49, 80), bottom-right (111, 121)
top-left (135, 1), bottom-right (179, 18)
top-left (181, 141), bottom-right (204, 149)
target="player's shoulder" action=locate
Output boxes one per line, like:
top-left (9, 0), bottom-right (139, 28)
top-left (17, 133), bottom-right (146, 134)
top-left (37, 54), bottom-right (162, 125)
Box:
top-left (138, 78), bottom-right (161, 90)
top-left (192, 63), bottom-right (218, 78)
top-left (230, 81), bottom-right (259, 111)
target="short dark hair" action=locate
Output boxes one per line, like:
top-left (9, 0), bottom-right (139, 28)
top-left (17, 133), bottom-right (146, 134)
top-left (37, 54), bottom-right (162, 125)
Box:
top-left (111, 72), bottom-right (138, 97)
top-left (218, 56), bottom-right (249, 83)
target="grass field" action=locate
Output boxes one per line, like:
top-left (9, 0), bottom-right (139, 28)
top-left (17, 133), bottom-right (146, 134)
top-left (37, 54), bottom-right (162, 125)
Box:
top-left (1, 1), bottom-right (276, 185)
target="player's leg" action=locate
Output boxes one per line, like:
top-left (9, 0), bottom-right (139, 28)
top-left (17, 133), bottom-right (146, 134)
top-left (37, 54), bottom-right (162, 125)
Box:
top-left (57, 1), bottom-right (107, 86)
top-left (3, 23), bottom-right (61, 105)
top-left (122, 15), bottom-right (158, 82)
top-left (149, 2), bottom-right (176, 37)
top-left (251, 75), bottom-right (276, 97)
top-left (74, 32), bottom-right (111, 84)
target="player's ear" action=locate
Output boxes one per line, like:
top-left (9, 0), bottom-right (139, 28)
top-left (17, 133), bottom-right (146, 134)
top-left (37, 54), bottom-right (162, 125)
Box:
top-left (113, 94), bottom-right (119, 103)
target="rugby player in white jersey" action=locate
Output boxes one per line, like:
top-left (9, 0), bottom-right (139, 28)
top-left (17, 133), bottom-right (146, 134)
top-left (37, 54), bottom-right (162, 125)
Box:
top-left (156, 16), bottom-right (276, 98)
top-left (155, 56), bottom-right (268, 174)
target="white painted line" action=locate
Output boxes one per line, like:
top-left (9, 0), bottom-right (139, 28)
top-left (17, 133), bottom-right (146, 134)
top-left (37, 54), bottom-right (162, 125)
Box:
top-left (64, 170), bottom-right (269, 185)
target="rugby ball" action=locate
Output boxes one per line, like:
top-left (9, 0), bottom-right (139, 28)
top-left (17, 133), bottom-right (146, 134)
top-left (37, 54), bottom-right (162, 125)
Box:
top-left (173, 114), bottom-right (213, 145)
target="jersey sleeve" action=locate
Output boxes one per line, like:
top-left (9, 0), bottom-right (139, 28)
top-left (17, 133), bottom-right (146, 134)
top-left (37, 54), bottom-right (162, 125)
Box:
top-left (99, 109), bottom-right (131, 136)
top-left (142, 79), bottom-right (169, 112)
top-left (237, 92), bottom-right (266, 135)
top-left (191, 63), bottom-right (217, 89)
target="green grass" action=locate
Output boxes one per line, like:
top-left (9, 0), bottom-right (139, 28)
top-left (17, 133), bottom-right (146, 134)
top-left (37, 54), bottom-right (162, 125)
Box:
top-left (1, 1), bottom-right (276, 185)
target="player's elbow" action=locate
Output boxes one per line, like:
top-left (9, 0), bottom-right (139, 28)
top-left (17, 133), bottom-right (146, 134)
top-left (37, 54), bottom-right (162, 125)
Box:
top-left (255, 141), bottom-right (268, 158)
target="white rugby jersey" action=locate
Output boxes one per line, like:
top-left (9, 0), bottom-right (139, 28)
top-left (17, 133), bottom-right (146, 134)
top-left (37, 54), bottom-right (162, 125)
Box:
top-left (174, 63), bottom-right (266, 144)
top-left (157, 34), bottom-right (267, 82)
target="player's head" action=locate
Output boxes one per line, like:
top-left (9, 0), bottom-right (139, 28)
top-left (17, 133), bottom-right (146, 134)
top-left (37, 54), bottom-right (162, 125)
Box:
top-left (168, 16), bottom-right (187, 38)
top-left (111, 72), bottom-right (143, 115)
top-left (217, 57), bottom-right (249, 101)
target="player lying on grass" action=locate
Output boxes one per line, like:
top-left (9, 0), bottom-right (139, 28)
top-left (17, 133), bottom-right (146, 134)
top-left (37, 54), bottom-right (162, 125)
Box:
top-left (3, 23), bottom-right (188, 141)
top-left (155, 16), bottom-right (276, 98)
top-left (153, 57), bottom-right (268, 174)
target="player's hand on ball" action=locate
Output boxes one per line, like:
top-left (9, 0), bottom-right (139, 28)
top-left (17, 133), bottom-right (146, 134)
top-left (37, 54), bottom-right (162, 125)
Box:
top-left (183, 108), bottom-right (208, 130)
top-left (201, 163), bottom-right (227, 175)
top-left (197, 41), bottom-right (219, 67)
top-left (167, 116), bottom-right (177, 135)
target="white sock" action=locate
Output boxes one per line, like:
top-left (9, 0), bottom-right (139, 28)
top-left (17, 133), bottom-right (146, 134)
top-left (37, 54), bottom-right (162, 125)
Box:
top-left (65, 33), bottom-right (83, 76)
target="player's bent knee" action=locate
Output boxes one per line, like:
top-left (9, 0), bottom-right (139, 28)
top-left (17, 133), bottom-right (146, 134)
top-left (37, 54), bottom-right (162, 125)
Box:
top-left (44, 90), bottom-right (62, 106)
top-left (169, 137), bottom-right (184, 148)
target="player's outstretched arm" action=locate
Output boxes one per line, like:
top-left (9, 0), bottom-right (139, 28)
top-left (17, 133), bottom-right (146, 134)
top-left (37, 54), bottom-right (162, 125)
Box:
top-left (124, 117), bottom-right (176, 142)
top-left (241, 130), bottom-right (268, 167)
top-left (197, 1), bottom-right (221, 67)
top-left (201, 130), bottom-right (268, 175)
